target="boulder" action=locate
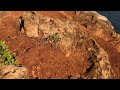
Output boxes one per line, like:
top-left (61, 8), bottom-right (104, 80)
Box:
top-left (0, 65), bottom-right (29, 79)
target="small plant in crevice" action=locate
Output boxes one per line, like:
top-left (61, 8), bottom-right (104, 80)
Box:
top-left (0, 41), bottom-right (18, 66)
top-left (44, 33), bottom-right (61, 47)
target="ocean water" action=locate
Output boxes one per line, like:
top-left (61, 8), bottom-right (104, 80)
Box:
top-left (97, 11), bottom-right (120, 33)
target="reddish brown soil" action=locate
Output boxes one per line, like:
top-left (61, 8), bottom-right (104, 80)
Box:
top-left (0, 11), bottom-right (89, 79)
top-left (0, 11), bottom-right (120, 78)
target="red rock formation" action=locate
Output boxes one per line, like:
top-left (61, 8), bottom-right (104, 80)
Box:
top-left (0, 11), bottom-right (119, 79)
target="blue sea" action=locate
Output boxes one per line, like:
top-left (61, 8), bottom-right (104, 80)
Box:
top-left (97, 11), bottom-right (120, 33)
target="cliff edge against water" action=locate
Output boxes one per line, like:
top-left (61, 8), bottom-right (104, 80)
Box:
top-left (0, 11), bottom-right (120, 79)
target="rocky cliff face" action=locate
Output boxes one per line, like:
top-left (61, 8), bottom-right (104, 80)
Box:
top-left (0, 11), bottom-right (119, 79)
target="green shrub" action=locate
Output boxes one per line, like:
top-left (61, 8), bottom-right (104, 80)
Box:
top-left (48, 33), bottom-right (61, 47)
top-left (0, 41), bottom-right (18, 65)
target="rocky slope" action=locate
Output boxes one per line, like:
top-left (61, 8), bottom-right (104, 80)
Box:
top-left (0, 11), bottom-right (120, 79)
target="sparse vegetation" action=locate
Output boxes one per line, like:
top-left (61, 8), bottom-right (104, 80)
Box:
top-left (0, 41), bottom-right (18, 65)
top-left (45, 33), bottom-right (61, 47)
top-left (49, 33), bottom-right (61, 47)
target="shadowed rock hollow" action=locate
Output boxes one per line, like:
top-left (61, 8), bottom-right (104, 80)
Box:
top-left (0, 11), bottom-right (120, 79)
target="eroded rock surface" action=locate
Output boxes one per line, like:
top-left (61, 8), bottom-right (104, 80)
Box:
top-left (0, 65), bottom-right (29, 79)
